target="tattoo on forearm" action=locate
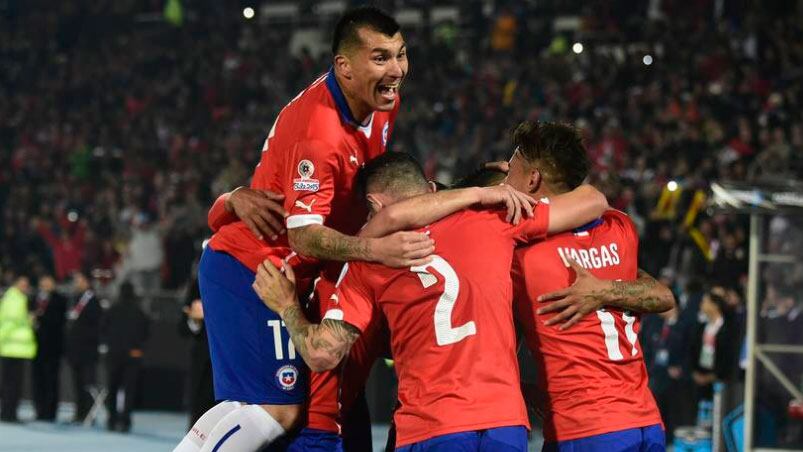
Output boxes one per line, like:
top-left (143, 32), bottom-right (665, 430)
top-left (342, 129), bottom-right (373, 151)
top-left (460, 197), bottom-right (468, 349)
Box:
top-left (280, 304), bottom-right (359, 366)
top-left (606, 269), bottom-right (666, 313)
top-left (292, 226), bottom-right (370, 262)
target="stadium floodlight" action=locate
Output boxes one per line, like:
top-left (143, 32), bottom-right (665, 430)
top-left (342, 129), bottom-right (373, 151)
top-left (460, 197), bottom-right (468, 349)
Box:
top-left (667, 180), bottom-right (678, 192)
top-left (572, 42), bottom-right (583, 54)
top-left (642, 54), bottom-right (653, 65)
top-left (243, 7), bottom-right (255, 19)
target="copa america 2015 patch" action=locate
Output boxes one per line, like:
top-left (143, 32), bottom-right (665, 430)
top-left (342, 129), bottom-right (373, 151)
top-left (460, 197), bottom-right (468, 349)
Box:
top-left (276, 365), bottom-right (299, 391)
top-left (293, 159), bottom-right (320, 191)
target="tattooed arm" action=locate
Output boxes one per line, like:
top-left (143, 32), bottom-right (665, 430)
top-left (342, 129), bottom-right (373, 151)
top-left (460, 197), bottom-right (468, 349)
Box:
top-left (251, 259), bottom-right (360, 372)
top-left (288, 224), bottom-right (434, 268)
top-left (536, 260), bottom-right (675, 330)
top-left (281, 305), bottom-right (360, 372)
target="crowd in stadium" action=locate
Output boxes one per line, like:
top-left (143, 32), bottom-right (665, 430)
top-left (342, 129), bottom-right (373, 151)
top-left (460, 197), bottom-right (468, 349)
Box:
top-left (1, 0), bottom-right (802, 447)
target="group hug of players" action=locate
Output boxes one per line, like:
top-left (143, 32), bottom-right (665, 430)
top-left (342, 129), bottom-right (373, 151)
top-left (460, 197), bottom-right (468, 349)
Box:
top-left (173, 6), bottom-right (675, 452)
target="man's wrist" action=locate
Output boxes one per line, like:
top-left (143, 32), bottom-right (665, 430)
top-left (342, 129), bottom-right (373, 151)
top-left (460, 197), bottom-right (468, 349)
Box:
top-left (363, 237), bottom-right (379, 263)
top-left (278, 297), bottom-right (301, 319)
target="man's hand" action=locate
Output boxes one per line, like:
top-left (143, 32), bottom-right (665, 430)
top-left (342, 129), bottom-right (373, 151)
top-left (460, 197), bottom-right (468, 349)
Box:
top-left (476, 184), bottom-right (535, 224)
top-left (182, 299), bottom-right (204, 321)
top-left (371, 231), bottom-right (435, 268)
top-left (226, 187), bottom-right (287, 241)
top-left (484, 161), bottom-right (510, 173)
top-left (252, 259), bottom-right (299, 315)
top-left (537, 258), bottom-right (605, 330)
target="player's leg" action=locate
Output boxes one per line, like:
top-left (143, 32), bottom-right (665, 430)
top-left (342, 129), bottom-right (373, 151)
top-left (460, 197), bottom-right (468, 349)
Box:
top-left (198, 404), bottom-right (297, 452)
top-left (395, 431), bottom-right (479, 452)
top-left (478, 426), bottom-right (528, 452)
top-left (175, 248), bottom-right (306, 451)
top-left (174, 401), bottom-right (243, 452)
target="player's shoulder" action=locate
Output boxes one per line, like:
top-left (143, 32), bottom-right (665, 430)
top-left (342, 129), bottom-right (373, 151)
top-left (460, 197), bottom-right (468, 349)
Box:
top-left (602, 209), bottom-right (635, 229)
top-left (282, 77), bottom-right (344, 143)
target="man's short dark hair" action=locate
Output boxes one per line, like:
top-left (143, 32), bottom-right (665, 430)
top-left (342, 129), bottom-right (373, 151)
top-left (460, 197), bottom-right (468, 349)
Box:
top-left (451, 168), bottom-right (507, 189)
top-left (332, 6), bottom-right (400, 55)
top-left (358, 152), bottom-right (428, 199)
top-left (513, 121), bottom-right (590, 192)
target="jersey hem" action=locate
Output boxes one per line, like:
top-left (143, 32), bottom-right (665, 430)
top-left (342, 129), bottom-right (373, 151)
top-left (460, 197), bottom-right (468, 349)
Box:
top-left (546, 418), bottom-right (664, 442)
top-left (396, 419), bottom-right (529, 447)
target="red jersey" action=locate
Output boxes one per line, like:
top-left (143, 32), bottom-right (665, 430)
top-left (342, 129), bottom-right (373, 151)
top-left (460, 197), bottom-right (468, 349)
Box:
top-left (208, 68), bottom-right (398, 282)
top-left (325, 205), bottom-right (551, 447)
top-left (512, 210), bottom-right (662, 442)
top-left (304, 276), bottom-right (389, 434)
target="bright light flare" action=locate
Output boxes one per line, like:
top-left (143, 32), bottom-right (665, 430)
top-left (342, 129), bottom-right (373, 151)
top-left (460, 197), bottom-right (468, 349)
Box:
top-left (667, 180), bottom-right (678, 192)
top-left (643, 54), bottom-right (653, 66)
top-left (572, 42), bottom-right (584, 54)
top-left (243, 7), bottom-right (255, 19)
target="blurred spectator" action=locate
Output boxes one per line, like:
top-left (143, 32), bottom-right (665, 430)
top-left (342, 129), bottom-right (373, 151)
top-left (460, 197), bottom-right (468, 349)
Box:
top-left (642, 303), bottom-right (694, 442)
top-left (31, 274), bottom-right (68, 421)
top-left (103, 281), bottom-right (150, 433)
top-left (178, 275), bottom-right (215, 428)
top-left (0, 275), bottom-right (36, 423)
top-left (122, 212), bottom-right (163, 298)
top-left (759, 284), bottom-right (803, 446)
top-left (65, 271), bottom-right (102, 423)
top-left (691, 286), bottom-right (741, 414)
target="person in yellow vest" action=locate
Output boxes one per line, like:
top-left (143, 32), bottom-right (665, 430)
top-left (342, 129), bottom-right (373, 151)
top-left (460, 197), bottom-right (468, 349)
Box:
top-left (0, 275), bottom-right (37, 423)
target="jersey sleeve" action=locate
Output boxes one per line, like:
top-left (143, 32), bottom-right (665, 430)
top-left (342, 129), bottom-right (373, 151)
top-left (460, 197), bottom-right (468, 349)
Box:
top-left (322, 262), bottom-right (376, 333)
top-left (207, 193), bottom-right (238, 232)
top-left (283, 140), bottom-right (339, 230)
top-left (509, 200), bottom-right (551, 244)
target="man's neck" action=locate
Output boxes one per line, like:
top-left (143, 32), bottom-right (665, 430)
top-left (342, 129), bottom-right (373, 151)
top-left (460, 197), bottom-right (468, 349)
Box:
top-left (334, 72), bottom-right (372, 125)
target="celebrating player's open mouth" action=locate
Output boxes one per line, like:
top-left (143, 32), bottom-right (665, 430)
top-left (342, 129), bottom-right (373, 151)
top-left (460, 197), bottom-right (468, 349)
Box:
top-left (377, 81), bottom-right (400, 102)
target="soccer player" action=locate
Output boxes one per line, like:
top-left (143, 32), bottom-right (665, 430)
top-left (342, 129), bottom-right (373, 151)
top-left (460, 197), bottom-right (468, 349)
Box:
top-left (252, 151), bottom-right (609, 451)
top-left (507, 121), bottom-right (674, 451)
top-left (173, 7), bottom-right (431, 452)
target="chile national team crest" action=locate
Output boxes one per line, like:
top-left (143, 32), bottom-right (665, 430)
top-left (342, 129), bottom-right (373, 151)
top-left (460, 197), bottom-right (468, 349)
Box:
top-left (276, 365), bottom-right (298, 391)
top-left (293, 159), bottom-right (320, 192)
top-left (382, 121), bottom-right (389, 147)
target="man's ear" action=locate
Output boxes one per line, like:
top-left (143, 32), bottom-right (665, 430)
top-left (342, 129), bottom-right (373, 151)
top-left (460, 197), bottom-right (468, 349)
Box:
top-left (334, 54), bottom-right (352, 80)
top-left (528, 168), bottom-right (542, 194)
top-left (428, 181), bottom-right (438, 193)
top-left (366, 193), bottom-right (384, 214)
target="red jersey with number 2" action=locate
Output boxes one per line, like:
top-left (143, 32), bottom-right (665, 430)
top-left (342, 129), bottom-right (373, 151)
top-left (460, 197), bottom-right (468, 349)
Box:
top-left (325, 205), bottom-right (550, 447)
top-left (512, 209), bottom-right (662, 442)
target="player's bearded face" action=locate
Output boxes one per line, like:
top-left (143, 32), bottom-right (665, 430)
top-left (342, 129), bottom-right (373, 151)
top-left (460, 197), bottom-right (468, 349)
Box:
top-left (350, 28), bottom-right (407, 113)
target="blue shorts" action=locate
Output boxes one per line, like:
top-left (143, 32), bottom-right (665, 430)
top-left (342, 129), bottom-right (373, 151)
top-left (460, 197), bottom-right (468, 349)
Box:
top-left (397, 426), bottom-right (527, 452)
top-left (543, 424), bottom-right (665, 452)
top-left (283, 428), bottom-right (343, 452)
top-left (199, 247), bottom-right (307, 404)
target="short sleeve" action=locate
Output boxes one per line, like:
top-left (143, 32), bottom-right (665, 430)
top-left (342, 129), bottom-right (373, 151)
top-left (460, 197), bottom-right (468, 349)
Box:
top-left (509, 200), bottom-right (551, 244)
top-left (284, 140), bottom-right (339, 229)
top-left (323, 262), bottom-right (376, 333)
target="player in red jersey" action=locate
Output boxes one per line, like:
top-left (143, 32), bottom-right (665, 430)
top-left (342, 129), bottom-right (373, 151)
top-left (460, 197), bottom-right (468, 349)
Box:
top-left (252, 151), bottom-right (609, 451)
top-left (173, 8), bottom-right (436, 452)
top-left (506, 121), bottom-right (674, 451)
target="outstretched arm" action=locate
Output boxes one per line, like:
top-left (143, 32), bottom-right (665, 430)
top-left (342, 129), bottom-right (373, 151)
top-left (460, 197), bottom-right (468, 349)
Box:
top-left (537, 260), bottom-right (675, 330)
top-left (252, 260), bottom-right (360, 372)
top-left (360, 185), bottom-right (536, 238)
top-left (288, 224), bottom-right (434, 268)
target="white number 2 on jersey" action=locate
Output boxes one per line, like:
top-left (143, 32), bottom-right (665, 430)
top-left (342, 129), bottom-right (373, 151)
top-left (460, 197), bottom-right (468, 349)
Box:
top-left (411, 255), bottom-right (476, 346)
top-left (596, 309), bottom-right (639, 360)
